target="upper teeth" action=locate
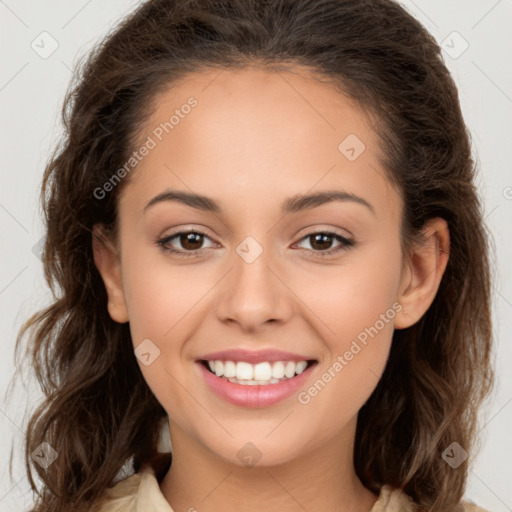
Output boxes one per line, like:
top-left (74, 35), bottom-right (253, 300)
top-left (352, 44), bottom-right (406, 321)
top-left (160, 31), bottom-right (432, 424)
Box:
top-left (207, 360), bottom-right (308, 381)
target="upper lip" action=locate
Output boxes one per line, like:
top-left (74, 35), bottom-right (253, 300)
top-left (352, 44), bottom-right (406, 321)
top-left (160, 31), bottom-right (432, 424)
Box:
top-left (198, 349), bottom-right (317, 364)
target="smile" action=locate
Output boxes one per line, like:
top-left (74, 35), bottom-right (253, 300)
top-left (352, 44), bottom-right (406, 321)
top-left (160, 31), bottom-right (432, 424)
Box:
top-left (197, 359), bottom-right (318, 408)
top-left (202, 359), bottom-right (312, 385)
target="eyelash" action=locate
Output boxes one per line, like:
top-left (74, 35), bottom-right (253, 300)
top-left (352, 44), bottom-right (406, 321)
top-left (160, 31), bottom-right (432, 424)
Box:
top-left (155, 229), bottom-right (355, 259)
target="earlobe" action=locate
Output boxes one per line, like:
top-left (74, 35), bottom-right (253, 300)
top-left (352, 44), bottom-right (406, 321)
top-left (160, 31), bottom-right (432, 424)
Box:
top-left (394, 217), bottom-right (450, 330)
top-left (92, 224), bottom-right (129, 323)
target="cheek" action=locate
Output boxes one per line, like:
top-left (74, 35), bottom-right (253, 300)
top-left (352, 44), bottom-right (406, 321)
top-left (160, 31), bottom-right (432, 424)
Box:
top-left (121, 248), bottom-right (208, 343)
top-left (296, 241), bottom-right (402, 343)
top-left (293, 242), bottom-right (402, 400)
top-left (120, 251), bottom-right (201, 411)
top-left (120, 249), bottom-right (218, 404)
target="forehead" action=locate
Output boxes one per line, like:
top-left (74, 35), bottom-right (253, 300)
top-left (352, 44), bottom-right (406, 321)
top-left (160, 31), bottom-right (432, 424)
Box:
top-left (144, 64), bottom-right (376, 146)
top-left (121, 65), bottom-right (400, 222)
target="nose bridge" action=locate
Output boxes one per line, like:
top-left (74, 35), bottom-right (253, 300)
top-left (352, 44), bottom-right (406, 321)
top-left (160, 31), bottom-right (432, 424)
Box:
top-left (214, 235), bottom-right (293, 329)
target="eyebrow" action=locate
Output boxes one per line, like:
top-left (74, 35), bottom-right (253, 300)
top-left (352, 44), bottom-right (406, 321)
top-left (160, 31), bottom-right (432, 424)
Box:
top-left (143, 189), bottom-right (375, 216)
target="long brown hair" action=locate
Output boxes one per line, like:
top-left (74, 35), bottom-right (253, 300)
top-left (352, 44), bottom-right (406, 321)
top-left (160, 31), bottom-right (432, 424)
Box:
top-left (13, 0), bottom-right (495, 511)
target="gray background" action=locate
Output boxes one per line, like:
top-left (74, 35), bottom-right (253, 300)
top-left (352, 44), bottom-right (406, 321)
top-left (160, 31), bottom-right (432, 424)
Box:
top-left (1, 0), bottom-right (511, 510)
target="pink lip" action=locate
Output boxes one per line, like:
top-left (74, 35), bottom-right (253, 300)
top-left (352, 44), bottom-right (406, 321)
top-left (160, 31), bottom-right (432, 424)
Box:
top-left (196, 361), bottom-right (317, 408)
top-left (198, 348), bottom-right (315, 364)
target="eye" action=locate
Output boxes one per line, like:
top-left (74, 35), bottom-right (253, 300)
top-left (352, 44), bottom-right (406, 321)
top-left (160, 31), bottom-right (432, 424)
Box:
top-left (156, 229), bottom-right (355, 259)
top-left (294, 231), bottom-right (354, 257)
top-left (156, 230), bottom-right (217, 258)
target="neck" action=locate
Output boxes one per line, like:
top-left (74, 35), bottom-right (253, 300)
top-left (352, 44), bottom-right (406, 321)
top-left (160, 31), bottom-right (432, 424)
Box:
top-left (159, 419), bottom-right (378, 512)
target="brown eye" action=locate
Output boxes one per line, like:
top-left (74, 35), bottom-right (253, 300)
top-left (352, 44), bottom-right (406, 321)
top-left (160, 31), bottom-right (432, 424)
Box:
top-left (308, 233), bottom-right (336, 251)
top-left (156, 230), bottom-right (216, 257)
top-left (179, 232), bottom-right (205, 250)
top-left (296, 231), bottom-right (354, 257)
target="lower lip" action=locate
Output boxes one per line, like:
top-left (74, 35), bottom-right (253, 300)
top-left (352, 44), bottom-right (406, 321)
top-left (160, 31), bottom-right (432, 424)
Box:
top-left (197, 362), bottom-right (316, 408)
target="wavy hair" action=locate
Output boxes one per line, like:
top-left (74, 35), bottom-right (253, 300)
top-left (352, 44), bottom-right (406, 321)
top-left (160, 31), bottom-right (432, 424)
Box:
top-left (14, 0), bottom-right (495, 511)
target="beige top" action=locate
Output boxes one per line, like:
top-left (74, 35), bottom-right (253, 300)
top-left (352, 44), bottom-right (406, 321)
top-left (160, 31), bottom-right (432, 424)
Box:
top-left (94, 456), bottom-right (490, 512)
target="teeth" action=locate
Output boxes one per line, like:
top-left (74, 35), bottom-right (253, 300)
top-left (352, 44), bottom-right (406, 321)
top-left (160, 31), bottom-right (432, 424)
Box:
top-left (272, 361), bottom-right (285, 379)
top-left (214, 361), bottom-right (224, 377)
top-left (236, 362), bottom-right (253, 380)
top-left (295, 361), bottom-right (308, 374)
top-left (253, 362), bottom-right (272, 380)
top-left (227, 377), bottom-right (282, 385)
top-left (205, 359), bottom-right (310, 384)
top-left (223, 360), bottom-right (236, 378)
top-left (284, 361), bottom-right (296, 378)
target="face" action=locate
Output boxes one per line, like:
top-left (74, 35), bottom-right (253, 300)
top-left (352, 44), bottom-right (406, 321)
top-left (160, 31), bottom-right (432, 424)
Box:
top-left (94, 65), bottom-right (442, 468)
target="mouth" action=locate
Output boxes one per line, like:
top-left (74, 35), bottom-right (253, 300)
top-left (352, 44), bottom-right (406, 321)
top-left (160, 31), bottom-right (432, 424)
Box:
top-left (199, 358), bottom-right (318, 386)
top-left (196, 356), bottom-right (318, 408)
top-left (195, 348), bottom-right (319, 407)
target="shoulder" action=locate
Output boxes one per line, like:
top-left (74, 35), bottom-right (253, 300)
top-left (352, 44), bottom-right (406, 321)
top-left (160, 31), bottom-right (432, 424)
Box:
top-left (460, 499), bottom-right (492, 512)
top-left (91, 472), bottom-right (142, 512)
top-left (92, 453), bottom-right (173, 512)
top-left (373, 485), bottom-right (491, 512)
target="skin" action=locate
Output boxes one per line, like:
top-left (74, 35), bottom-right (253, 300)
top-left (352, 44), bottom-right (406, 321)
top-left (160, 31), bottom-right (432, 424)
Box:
top-left (93, 65), bottom-right (449, 512)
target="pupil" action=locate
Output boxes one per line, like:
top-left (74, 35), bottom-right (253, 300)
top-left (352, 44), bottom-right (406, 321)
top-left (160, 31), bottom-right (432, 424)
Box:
top-left (178, 233), bottom-right (334, 251)
top-left (311, 233), bottom-right (332, 250)
top-left (181, 233), bottom-right (203, 250)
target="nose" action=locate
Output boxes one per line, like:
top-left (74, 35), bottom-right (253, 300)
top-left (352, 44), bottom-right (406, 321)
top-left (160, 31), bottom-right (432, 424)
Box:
top-left (214, 243), bottom-right (294, 333)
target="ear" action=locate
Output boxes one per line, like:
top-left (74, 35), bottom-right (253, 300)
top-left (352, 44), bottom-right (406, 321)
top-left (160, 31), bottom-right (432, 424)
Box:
top-left (92, 224), bottom-right (129, 323)
top-left (394, 217), bottom-right (450, 330)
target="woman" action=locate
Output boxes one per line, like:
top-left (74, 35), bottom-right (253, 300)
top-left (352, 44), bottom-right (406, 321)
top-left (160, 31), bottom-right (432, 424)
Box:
top-left (17, 0), bottom-right (494, 511)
